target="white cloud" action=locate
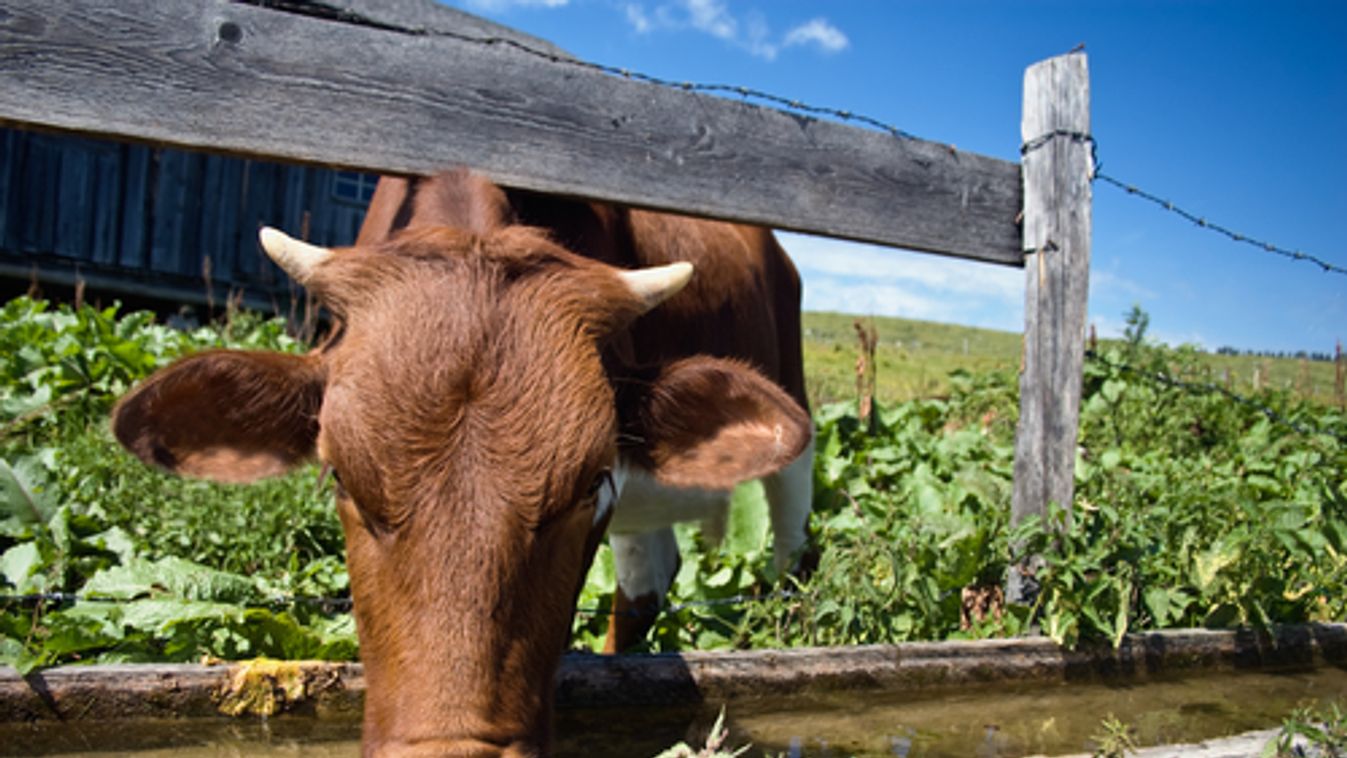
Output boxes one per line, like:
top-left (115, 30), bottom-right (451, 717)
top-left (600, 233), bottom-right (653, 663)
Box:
top-left (624, 3), bottom-right (652, 33)
top-left (741, 11), bottom-right (777, 60)
top-left (463, 0), bottom-right (569, 11)
top-left (781, 233), bottom-right (1023, 301)
top-left (782, 18), bottom-right (849, 54)
top-left (802, 277), bottom-right (951, 323)
top-left (620, 2), bottom-right (846, 61)
top-left (1089, 268), bottom-right (1156, 302)
top-left (683, 0), bottom-right (736, 41)
top-left (779, 232), bottom-right (1025, 331)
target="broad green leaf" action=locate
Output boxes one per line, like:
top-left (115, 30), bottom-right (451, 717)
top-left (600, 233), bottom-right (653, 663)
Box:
top-left (120, 598), bottom-right (244, 633)
top-left (0, 637), bottom-right (27, 668)
top-left (88, 526), bottom-right (138, 563)
top-left (83, 557), bottom-right (259, 603)
top-left (0, 542), bottom-right (43, 592)
top-left (1143, 586), bottom-right (1172, 625)
top-left (1193, 540), bottom-right (1242, 595)
top-left (1099, 449), bottom-right (1123, 470)
top-left (0, 459), bottom-right (51, 525)
top-left (0, 383), bottom-right (52, 418)
top-left (39, 613), bottom-right (121, 657)
top-left (1112, 585), bottom-right (1131, 648)
top-left (1100, 378), bottom-right (1127, 404)
top-left (702, 565), bottom-right (735, 589)
top-left (723, 481), bottom-right (769, 555)
top-left (9, 644), bottom-right (44, 676)
top-left (822, 451), bottom-right (850, 486)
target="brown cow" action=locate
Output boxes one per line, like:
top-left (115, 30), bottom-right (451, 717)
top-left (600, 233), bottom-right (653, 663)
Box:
top-left (113, 170), bottom-right (813, 756)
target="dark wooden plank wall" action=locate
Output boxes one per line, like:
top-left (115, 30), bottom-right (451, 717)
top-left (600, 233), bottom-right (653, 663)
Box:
top-left (0, 127), bottom-right (370, 304)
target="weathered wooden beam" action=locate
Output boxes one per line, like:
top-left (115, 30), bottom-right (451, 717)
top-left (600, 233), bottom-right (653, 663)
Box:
top-left (1008, 52), bottom-right (1092, 603)
top-left (0, 0), bottom-right (1023, 265)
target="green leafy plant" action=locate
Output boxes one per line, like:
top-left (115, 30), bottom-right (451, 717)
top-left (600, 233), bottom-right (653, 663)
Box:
top-left (1264, 701), bottom-right (1346, 757)
top-left (3, 296), bottom-right (1344, 673)
top-left (653, 708), bottom-right (749, 758)
top-left (1090, 713), bottom-right (1139, 757)
top-left (574, 314), bottom-right (1346, 652)
top-left (1, 298), bottom-right (350, 673)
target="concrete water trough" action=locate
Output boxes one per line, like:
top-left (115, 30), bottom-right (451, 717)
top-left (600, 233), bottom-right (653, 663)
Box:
top-left (2, 623), bottom-right (1345, 756)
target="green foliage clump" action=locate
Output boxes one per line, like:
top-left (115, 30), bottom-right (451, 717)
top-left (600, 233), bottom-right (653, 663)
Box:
top-left (578, 323), bottom-right (1345, 651)
top-left (1033, 336), bottom-right (1347, 646)
top-left (1, 298), bottom-right (350, 673)
top-left (615, 369), bottom-right (1022, 651)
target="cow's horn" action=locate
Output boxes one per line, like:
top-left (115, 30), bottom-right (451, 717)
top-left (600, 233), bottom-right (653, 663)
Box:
top-left (619, 262), bottom-right (694, 311)
top-left (259, 227), bottom-right (332, 285)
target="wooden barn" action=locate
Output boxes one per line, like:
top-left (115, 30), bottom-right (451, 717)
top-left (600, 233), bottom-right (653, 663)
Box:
top-left (0, 125), bottom-right (375, 314)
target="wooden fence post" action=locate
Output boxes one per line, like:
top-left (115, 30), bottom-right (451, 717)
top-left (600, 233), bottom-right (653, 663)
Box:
top-left (1008, 52), bottom-right (1092, 606)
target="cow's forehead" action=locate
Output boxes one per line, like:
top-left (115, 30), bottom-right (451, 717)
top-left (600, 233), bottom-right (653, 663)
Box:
top-left (311, 230), bottom-right (626, 521)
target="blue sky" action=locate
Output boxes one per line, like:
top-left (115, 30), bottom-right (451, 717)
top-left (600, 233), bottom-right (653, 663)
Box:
top-left (443, 0), bottom-right (1345, 354)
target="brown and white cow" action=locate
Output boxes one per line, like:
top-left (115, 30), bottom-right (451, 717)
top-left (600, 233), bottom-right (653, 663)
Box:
top-left (113, 170), bottom-right (813, 756)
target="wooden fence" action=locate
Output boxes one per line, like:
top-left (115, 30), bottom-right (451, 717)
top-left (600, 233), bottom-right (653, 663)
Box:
top-left (0, 0), bottom-right (1092, 601)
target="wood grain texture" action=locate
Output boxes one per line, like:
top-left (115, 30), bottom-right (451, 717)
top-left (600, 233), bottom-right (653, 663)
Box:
top-left (1010, 52), bottom-right (1092, 604)
top-left (0, 0), bottom-right (1023, 265)
top-left (318, 0), bottom-right (572, 59)
top-left (0, 124), bottom-right (363, 300)
top-left (117, 144), bottom-right (153, 269)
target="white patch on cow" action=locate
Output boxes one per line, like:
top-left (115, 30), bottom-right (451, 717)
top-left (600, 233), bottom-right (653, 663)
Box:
top-left (606, 461), bottom-right (731, 536)
top-left (604, 437), bottom-right (814, 600)
top-left (763, 435), bottom-right (815, 572)
top-left (610, 528), bottom-right (679, 600)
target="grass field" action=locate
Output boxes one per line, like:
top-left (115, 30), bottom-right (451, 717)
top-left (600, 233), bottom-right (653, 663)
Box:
top-left (800, 312), bottom-right (1021, 408)
top-left (801, 311), bottom-right (1344, 409)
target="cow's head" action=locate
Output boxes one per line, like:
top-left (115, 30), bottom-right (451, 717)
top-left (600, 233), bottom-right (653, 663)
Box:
top-left (113, 224), bottom-right (810, 755)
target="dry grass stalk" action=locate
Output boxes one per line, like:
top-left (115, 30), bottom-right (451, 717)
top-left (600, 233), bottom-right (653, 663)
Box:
top-left (1336, 340), bottom-right (1345, 411)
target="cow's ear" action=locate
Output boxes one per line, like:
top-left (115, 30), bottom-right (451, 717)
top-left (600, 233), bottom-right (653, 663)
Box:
top-left (113, 350), bottom-right (324, 483)
top-left (621, 357), bottom-right (811, 490)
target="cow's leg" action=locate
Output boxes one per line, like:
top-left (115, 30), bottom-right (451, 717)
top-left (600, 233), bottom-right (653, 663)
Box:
top-left (763, 436), bottom-right (816, 576)
top-left (604, 527), bottom-right (679, 653)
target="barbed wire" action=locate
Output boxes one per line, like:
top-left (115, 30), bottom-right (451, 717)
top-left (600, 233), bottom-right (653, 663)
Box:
top-left (0, 592), bottom-right (354, 612)
top-left (0, 588), bottom-right (800, 618)
top-left (1085, 350), bottom-right (1347, 443)
top-left (1019, 128), bottom-right (1096, 158)
top-left (1092, 172), bottom-right (1347, 277)
top-left (1023, 130), bottom-right (1344, 278)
